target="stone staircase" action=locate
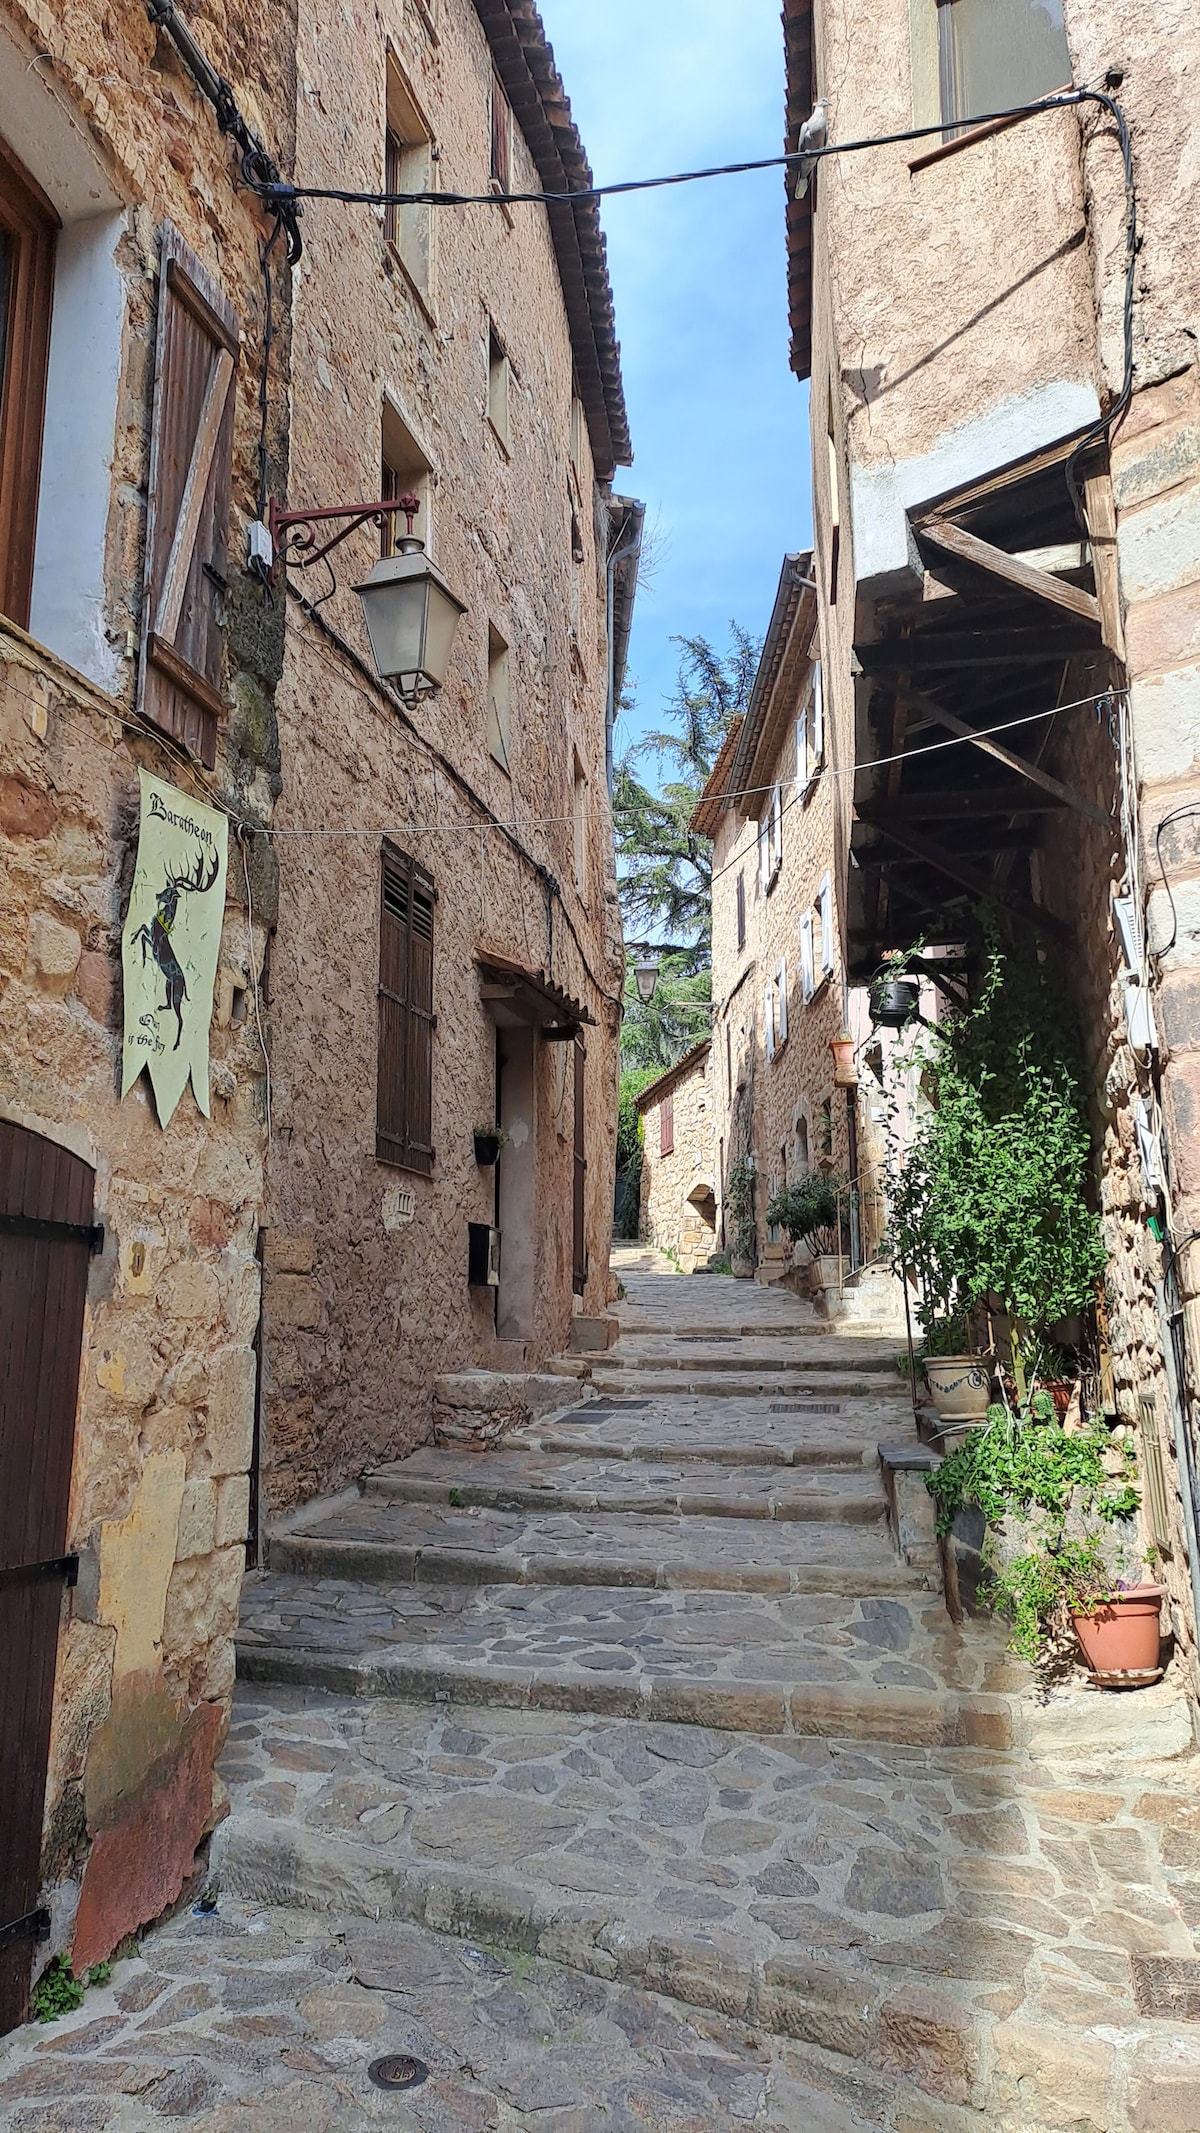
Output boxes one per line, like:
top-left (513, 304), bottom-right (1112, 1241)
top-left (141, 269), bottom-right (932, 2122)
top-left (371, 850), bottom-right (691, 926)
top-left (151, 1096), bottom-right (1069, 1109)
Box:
top-left (219, 1249), bottom-right (1200, 2131)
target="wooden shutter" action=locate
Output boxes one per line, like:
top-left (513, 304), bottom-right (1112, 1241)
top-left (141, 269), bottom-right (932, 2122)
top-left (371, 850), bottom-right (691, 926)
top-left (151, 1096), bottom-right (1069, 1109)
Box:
top-left (800, 910), bottom-right (815, 1003)
top-left (0, 136), bottom-right (57, 630)
top-left (764, 982), bottom-right (775, 1062)
top-left (138, 226), bottom-right (239, 769)
top-left (660, 1092), bottom-right (674, 1157)
top-left (490, 70), bottom-right (512, 191)
top-left (777, 957), bottom-right (789, 1044)
top-left (572, 1038), bottom-right (587, 1295)
top-left (819, 872), bottom-right (835, 976)
top-left (796, 709), bottom-right (810, 798)
top-left (736, 870), bottom-right (746, 952)
top-left (377, 842), bottom-right (436, 1174)
top-left (812, 661), bottom-right (825, 764)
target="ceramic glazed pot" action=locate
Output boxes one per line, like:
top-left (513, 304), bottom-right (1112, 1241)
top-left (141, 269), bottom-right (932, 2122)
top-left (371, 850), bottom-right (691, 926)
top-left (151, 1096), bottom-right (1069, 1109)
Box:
top-left (924, 1354), bottom-right (990, 1423)
top-left (1071, 1585), bottom-right (1166, 1684)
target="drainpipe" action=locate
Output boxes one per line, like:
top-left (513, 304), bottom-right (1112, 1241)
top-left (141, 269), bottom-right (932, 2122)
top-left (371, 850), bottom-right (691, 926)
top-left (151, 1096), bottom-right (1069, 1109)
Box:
top-left (605, 509), bottom-right (641, 797)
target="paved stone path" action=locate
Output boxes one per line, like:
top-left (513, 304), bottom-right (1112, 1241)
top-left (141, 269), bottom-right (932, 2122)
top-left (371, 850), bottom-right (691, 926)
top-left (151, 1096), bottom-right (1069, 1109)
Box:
top-left (6, 1247), bottom-right (1200, 2130)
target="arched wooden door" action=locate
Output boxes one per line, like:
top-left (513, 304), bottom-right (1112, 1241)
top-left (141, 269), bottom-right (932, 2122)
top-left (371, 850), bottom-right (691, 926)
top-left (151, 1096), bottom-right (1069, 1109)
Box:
top-left (0, 1122), bottom-right (96, 2032)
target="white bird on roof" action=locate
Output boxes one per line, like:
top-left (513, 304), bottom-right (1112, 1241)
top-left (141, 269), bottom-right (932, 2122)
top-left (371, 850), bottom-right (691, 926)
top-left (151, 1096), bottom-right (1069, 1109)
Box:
top-left (793, 97), bottom-right (830, 200)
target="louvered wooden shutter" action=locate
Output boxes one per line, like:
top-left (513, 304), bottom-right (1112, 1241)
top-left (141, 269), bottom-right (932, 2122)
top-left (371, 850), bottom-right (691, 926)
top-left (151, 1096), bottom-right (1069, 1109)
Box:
top-left (660, 1092), bottom-right (674, 1157)
top-left (736, 869), bottom-right (746, 951)
top-left (800, 910), bottom-right (815, 1003)
top-left (819, 871), bottom-right (835, 976)
top-left (138, 226), bottom-right (239, 769)
top-left (377, 843), bottom-right (436, 1174)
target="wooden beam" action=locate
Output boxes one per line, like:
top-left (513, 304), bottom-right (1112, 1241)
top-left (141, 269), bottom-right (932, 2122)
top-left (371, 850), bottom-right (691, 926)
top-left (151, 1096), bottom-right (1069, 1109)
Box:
top-left (856, 789), bottom-right (1066, 822)
top-left (1083, 470), bottom-right (1126, 658)
top-left (894, 687), bottom-right (1113, 829)
top-left (871, 818), bottom-right (1073, 941)
top-left (919, 516), bottom-right (1101, 628)
top-left (859, 627), bottom-right (1099, 674)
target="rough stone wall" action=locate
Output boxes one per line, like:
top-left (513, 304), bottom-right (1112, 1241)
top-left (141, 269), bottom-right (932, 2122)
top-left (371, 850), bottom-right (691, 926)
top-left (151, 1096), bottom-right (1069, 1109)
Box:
top-left (637, 1051), bottom-right (716, 1271)
top-left (263, 0), bottom-right (623, 1509)
top-left (0, 0), bottom-right (292, 1980)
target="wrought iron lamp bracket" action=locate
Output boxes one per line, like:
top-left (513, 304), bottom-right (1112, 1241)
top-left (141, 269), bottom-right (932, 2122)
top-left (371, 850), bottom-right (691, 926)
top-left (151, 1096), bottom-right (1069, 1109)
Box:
top-left (267, 492), bottom-right (420, 576)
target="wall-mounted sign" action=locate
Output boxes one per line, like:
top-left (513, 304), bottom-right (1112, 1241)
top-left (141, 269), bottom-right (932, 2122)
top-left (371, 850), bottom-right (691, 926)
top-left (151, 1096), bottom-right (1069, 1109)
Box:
top-left (121, 770), bottom-right (228, 1126)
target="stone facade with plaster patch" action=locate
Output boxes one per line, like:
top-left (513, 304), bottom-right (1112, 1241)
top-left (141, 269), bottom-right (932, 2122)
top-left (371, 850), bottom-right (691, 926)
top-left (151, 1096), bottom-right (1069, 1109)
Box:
top-left (0, 0), bottom-right (293, 1999)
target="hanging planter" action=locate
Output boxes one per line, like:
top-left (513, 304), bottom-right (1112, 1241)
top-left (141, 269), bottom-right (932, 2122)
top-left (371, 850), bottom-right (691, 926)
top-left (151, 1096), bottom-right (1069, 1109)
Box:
top-left (473, 1125), bottom-right (508, 1166)
top-left (869, 974), bottom-right (919, 1029)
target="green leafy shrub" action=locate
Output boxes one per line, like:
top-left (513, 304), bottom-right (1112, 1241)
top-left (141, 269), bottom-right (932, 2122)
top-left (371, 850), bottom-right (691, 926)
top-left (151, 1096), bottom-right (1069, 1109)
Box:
top-left (766, 1174), bottom-right (840, 1255)
top-left (988, 1532), bottom-right (1150, 1665)
top-left (32, 1958), bottom-right (84, 2023)
top-left (726, 1157), bottom-right (756, 1264)
top-left (925, 1397), bottom-right (1139, 1539)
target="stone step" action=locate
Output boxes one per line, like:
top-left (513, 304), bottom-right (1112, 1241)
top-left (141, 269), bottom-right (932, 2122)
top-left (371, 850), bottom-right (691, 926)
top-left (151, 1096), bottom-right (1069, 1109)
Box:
top-left (519, 1400), bottom-right (909, 1467)
top-left (213, 1689), bottom-right (1198, 2127)
top-left (235, 1575), bottom-right (1018, 1741)
top-left (365, 1448), bottom-right (890, 1515)
top-left (268, 1495), bottom-right (920, 1596)
top-left (603, 1349), bottom-right (900, 1376)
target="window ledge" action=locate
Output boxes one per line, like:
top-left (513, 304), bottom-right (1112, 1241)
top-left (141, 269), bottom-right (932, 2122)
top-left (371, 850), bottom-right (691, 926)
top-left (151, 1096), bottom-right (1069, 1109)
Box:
top-left (384, 239), bottom-right (437, 329)
top-left (0, 611), bottom-right (128, 721)
top-left (909, 86), bottom-right (1071, 174)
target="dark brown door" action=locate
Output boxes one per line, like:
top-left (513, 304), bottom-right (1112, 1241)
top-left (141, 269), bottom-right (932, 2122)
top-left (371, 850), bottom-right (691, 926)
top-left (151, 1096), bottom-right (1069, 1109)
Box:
top-left (572, 1040), bottom-right (587, 1297)
top-left (0, 1122), bottom-right (95, 2033)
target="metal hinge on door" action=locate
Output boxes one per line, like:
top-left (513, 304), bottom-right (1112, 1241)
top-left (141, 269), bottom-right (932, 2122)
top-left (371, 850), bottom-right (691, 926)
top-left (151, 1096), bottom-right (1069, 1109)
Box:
top-left (0, 1556), bottom-right (80, 1589)
top-left (0, 1211), bottom-right (104, 1254)
top-left (0, 1908), bottom-right (51, 1954)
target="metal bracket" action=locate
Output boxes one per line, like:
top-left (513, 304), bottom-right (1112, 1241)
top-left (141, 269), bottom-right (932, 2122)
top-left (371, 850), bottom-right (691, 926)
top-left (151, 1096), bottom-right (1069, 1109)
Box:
top-left (0, 1555), bottom-right (80, 1589)
top-left (0, 1211), bottom-right (104, 1255)
top-left (0, 1908), bottom-right (51, 1955)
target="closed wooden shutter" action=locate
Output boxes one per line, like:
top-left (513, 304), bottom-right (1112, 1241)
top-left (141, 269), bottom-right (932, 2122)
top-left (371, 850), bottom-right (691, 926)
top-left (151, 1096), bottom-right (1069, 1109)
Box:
top-left (138, 226), bottom-right (239, 770)
top-left (572, 1038), bottom-right (587, 1295)
top-left (377, 842), bottom-right (436, 1173)
top-left (660, 1092), bottom-right (674, 1157)
top-left (736, 870), bottom-right (746, 951)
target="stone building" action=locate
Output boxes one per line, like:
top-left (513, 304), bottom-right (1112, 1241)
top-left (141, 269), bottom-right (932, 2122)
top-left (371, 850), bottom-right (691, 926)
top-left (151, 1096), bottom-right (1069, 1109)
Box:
top-left (0, 0), bottom-right (293, 2020)
top-left (635, 1040), bottom-right (716, 1271)
top-left (786, 0), bottom-right (1200, 1665)
top-left (692, 555), bottom-right (881, 1285)
top-left (259, 1), bottom-right (636, 1506)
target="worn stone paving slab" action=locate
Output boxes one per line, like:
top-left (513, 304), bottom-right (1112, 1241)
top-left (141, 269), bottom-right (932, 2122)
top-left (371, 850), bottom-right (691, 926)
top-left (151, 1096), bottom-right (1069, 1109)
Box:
top-left (236, 1578), bottom-right (1020, 1727)
top-left (366, 1449), bottom-right (891, 1511)
top-left (269, 1499), bottom-right (918, 1596)
top-left (0, 1897), bottom-right (892, 2132)
top-left (211, 1690), bottom-right (1200, 2110)
top-left (516, 1402), bottom-right (909, 1467)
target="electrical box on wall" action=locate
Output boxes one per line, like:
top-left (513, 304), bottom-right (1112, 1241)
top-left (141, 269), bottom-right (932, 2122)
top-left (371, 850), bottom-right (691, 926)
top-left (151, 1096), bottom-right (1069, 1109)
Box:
top-left (468, 1223), bottom-right (501, 1287)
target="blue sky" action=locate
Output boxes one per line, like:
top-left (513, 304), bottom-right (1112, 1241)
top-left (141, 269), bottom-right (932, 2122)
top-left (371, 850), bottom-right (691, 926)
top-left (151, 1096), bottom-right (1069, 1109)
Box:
top-left (536, 0), bottom-right (813, 759)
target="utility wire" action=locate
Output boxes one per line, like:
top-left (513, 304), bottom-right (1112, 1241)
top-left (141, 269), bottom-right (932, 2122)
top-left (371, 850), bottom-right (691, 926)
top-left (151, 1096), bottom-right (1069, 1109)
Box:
top-left (257, 88), bottom-right (1104, 213)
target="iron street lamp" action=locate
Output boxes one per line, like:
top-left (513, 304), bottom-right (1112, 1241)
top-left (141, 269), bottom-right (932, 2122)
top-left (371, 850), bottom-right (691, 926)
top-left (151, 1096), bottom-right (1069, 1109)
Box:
top-left (265, 492), bottom-right (465, 708)
top-left (632, 953), bottom-right (660, 1005)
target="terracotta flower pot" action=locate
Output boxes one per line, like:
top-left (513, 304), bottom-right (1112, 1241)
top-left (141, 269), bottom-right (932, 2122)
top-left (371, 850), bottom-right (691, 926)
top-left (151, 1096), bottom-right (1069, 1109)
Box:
top-left (1071, 1585), bottom-right (1165, 1685)
top-left (923, 1354), bottom-right (990, 1424)
top-left (1042, 1379), bottom-right (1074, 1419)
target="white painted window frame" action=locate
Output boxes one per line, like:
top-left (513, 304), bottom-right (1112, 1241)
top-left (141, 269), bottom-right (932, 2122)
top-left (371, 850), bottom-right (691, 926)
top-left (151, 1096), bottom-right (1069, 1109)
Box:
top-left (799, 910), bottom-right (815, 1004)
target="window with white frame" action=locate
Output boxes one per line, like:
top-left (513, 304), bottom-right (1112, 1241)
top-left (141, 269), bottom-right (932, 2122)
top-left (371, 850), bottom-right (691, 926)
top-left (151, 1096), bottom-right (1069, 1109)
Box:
top-left (800, 875), bottom-right (836, 1004)
top-left (758, 783), bottom-right (784, 893)
top-left (796, 661), bottom-right (825, 798)
top-left (936, 0), bottom-right (1071, 137)
top-left (763, 978), bottom-right (776, 1062)
top-left (776, 957), bottom-right (789, 1048)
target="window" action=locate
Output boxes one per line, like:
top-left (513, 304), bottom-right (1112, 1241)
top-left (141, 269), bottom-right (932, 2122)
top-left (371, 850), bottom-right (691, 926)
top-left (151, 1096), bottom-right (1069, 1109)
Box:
top-left (385, 58), bottom-right (433, 301)
top-left (490, 68), bottom-right (513, 192)
top-left (758, 784), bottom-right (783, 893)
top-left (937, 0), bottom-right (1071, 134)
top-left (572, 751), bottom-right (588, 890)
top-left (487, 325), bottom-right (510, 449)
top-left (764, 980), bottom-right (776, 1063)
top-left (380, 397), bottom-right (432, 557)
top-left (795, 1112), bottom-right (810, 1175)
top-left (569, 391), bottom-right (584, 481)
top-left (377, 843), bottom-right (436, 1174)
top-left (801, 876), bottom-right (836, 1005)
top-left (0, 136), bottom-right (55, 629)
top-left (736, 870), bottom-right (746, 952)
top-left (660, 1092), bottom-right (674, 1157)
top-left (487, 626), bottom-right (511, 772)
top-left (725, 1022), bottom-right (732, 1099)
top-left (796, 661), bottom-right (825, 798)
top-left (138, 226), bottom-right (238, 769)
top-left (776, 957), bottom-right (789, 1048)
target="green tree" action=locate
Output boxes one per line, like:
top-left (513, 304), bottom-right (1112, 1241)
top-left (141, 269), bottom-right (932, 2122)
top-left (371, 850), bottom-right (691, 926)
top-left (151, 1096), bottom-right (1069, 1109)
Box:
top-left (616, 626), bottom-right (758, 1069)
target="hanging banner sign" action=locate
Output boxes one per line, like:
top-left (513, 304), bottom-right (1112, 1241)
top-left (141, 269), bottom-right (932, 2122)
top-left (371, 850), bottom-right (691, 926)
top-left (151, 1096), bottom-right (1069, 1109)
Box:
top-left (121, 770), bottom-right (229, 1126)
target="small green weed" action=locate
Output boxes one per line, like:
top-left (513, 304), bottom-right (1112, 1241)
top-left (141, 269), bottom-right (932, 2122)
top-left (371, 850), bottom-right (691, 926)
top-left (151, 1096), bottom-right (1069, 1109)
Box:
top-left (32, 1957), bottom-right (84, 2023)
top-left (448, 1487), bottom-right (465, 1507)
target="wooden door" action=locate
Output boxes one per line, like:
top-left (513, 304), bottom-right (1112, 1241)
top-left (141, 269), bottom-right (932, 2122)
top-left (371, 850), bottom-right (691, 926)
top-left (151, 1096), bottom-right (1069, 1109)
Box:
top-left (0, 1122), bottom-right (95, 2033)
top-left (572, 1040), bottom-right (587, 1297)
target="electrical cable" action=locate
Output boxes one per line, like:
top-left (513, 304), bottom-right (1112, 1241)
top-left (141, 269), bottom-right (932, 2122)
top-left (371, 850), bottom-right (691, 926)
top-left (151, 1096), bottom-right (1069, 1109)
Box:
top-left (1063, 89), bottom-right (1138, 525)
top-left (145, 1), bottom-right (302, 261)
top-left (1151, 803), bottom-right (1200, 961)
top-left (255, 88), bottom-right (1102, 215)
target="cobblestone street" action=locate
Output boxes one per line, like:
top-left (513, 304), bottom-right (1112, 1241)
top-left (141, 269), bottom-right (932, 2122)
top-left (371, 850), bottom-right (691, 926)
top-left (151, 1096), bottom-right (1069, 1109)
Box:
top-left (5, 1250), bottom-right (1200, 2129)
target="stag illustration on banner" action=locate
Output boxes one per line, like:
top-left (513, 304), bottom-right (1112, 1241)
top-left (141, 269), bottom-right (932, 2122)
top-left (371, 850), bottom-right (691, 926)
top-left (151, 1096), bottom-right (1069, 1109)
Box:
top-left (121, 770), bottom-right (229, 1125)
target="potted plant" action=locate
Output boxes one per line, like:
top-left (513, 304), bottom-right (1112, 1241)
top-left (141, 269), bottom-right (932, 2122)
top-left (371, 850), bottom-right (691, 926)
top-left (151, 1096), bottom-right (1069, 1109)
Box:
top-left (473, 1124), bottom-right (509, 1166)
top-left (925, 1393), bottom-right (1150, 1681)
top-left (830, 1029), bottom-right (857, 1082)
top-left (921, 1315), bottom-right (991, 1432)
top-left (767, 1174), bottom-right (842, 1291)
top-left (726, 1156), bottom-right (756, 1278)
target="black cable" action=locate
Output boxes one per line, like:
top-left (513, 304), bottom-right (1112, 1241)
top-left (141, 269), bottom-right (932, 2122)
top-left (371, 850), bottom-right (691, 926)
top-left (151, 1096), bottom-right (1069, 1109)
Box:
top-left (146, 1), bottom-right (303, 261)
top-left (1152, 805), bottom-right (1200, 960)
top-left (256, 88), bottom-right (1098, 215)
top-left (255, 216), bottom-right (282, 525)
